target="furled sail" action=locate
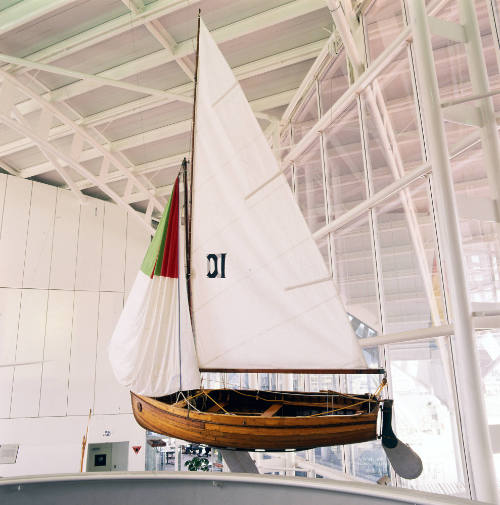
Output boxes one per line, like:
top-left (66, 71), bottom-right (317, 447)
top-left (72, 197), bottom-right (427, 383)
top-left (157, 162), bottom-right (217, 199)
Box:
top-left (190, 20), bottom-right (367, 370)
top-left (109, 178), bottom-right (200, 396)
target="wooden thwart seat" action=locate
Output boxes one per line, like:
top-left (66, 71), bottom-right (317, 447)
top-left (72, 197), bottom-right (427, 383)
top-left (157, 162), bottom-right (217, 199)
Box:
top-left (207, 402), bottom-right (228, 413)
top-left (261, 403), bottom-right (283, 417)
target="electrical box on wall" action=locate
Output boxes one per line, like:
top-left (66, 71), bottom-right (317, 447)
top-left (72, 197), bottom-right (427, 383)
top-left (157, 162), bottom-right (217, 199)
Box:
top-left (0, 444), bottom-right (19, 464)
top-left (86, 442), bottom-right (129, 472)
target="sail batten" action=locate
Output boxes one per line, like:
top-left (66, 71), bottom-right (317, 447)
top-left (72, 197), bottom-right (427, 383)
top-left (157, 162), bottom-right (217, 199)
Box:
top-left (190, 20), bottom-right (367, 371)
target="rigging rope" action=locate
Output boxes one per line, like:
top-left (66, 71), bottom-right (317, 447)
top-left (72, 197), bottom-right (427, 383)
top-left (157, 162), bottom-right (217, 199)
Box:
top-left (202, 391), bottom-right (231, 414)
top-left (175, 379), bottom-right (387, 418)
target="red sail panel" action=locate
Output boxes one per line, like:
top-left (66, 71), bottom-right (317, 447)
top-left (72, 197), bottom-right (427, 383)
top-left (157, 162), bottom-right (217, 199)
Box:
top-left (159, 177), bottom-right (179, 278)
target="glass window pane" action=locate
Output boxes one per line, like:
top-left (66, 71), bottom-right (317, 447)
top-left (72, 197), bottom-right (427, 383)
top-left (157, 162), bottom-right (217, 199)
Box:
top-left (361, 48), bottom-right (425, 195)
top-left (374, 180), bottom-right (445, 332)
top-left (333, 212), bottom-right (380, 336)
top-left (324, 101), bottom-right (367, 222)
top-left (318, 52), bottom-right (349, 116)
top-left (387, 338), bottom-right (466, 495)
top-left (294, 138), bottom-right (326, 233)
top-left (347, 440), bottom-right (389, 483)
top-left (291, 87), bottom-right (318, 144)
top-left (365, 1), bottom-right (405, 62)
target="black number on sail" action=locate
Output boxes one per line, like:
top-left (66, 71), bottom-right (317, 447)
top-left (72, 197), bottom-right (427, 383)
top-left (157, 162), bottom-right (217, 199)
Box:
top-left (207, 253), bottom-right (226, 278)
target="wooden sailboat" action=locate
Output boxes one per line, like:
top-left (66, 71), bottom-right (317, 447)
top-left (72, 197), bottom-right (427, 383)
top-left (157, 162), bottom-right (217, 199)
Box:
top-left (131, 388), bottom-right (381, 452)
top-left (109, 14), bottom-right (421, 478)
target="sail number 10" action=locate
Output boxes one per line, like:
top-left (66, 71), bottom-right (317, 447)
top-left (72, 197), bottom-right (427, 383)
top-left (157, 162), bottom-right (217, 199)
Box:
top-left (207, 253), bottom-right (227, 278)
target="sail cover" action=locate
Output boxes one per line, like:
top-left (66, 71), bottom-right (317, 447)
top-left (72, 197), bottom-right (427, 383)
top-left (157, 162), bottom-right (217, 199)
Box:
top-left (109, 178), bottom-right (200, 396)
top-left (190, 20), bottom-right (367, 370)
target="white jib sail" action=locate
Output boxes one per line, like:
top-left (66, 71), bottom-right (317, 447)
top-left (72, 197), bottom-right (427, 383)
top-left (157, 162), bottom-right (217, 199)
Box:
top-left (109, 179), bottom-right (200, 396)
top-left (190, 20), bottom-right (367, 370)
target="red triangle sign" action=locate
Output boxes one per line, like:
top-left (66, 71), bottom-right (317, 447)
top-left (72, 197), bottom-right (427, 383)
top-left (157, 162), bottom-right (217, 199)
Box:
top-left (132, 445), bottom-right (141, 454)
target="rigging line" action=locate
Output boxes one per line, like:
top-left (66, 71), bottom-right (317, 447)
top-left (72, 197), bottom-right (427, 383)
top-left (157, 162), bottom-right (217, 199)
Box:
top-left (373, 377), bottom-right (387, 397)
top-left (182, 390), bottom-right (205, 402)
top-left (307, 399), bottom-right (372, 417)
top-left (229, 388), bottom-right (380, 405)
top-left (226, 389), bottom-right (381, 417)
top-left (203, 391), bottom-right (232, 414)
top-left (198, 377), bottom-right (384, 400)
top-left (175, 390), bottom-right (203, 412)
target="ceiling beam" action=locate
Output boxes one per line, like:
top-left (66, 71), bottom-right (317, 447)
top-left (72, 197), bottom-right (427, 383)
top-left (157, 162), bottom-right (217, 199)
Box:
top-left (13, 37), bottom-right (324, 120)
top-left (19, 88), bottom-right (297, 179)
top-left (125, 183), bottom-right (173, 204)
top-left (0, 40), bottom-right (323, 163)
top-left (9, 106), bottom-right (85, 202)
top-left (3, 0), bottom-right (198, 67)
top-left (0, 158), bottom-right (19, 175)
top-left (0, 52), bottom-right (192, 104)
top-left (77, 152), bottom-right (188, 190)
top-left (145, 19), bottom-right (195, 80)
top-left (10, 0), bottom-right (326, 110)
top-left (0, 0), bottom-right (81, 37)
top-left (119, 0), bottom-right (195, 81)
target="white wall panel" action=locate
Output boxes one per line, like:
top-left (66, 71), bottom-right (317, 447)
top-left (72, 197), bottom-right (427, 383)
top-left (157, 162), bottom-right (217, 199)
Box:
top-left (10, 364), bottom-right (43, 418)
top-left (75, 200), bottom-right (104, 291)
top-left (0, 288), bottom-right (21, 418)
top-left (0, 177), bottom-right (32, 287)
top-left (67, 291), bottom-right (99, 416)
top-left (0, 369), bottom-right (14, 417)
top-left (14, 289), bottom-right (48, 362)
top-left (49, 189), bottom-right (80, 290)
top-left (39, 290), bottom-right (74, 417)
top-left (0, 174), bottom-right (147, 427)
top-left (100, 202), bottom-right (127, 292)
top-left (125, 215), bottom-right (150, 296)
top-left (23, 183), bottom-right (57, 289)
top-left (10, 289), bottom-right (48, 418)
top-left (0, 173), bottom-right (6, 233)
top-left (94, 292), bottom-right (130, 415)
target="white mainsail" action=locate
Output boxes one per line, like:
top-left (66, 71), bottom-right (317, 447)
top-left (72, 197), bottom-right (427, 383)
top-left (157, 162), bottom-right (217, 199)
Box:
top-left (190, 20), bottom-right (367, 370)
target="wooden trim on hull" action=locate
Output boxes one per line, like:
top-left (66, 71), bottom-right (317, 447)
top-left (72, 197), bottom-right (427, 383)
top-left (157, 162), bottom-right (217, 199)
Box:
top-left (131, 391), bottom-right (379, 451)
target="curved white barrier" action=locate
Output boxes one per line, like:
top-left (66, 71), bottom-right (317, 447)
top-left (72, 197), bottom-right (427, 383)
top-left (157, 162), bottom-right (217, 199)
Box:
top-left (0, 472), bottom-right (485, 505)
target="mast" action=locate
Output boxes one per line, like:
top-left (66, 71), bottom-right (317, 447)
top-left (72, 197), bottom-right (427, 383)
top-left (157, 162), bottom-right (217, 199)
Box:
top-left (184, 9), bottom-right (201, 328)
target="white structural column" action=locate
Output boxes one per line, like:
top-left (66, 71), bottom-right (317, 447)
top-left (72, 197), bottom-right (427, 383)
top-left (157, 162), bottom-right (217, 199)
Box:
top-left (409, 1), bottom-right (498, 502)
top-left (220, 451), bottom-right (259, 474)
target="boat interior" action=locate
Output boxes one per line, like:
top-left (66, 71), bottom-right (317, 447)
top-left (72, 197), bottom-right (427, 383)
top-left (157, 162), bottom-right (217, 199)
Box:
top-left (156, 389), bottom-right (380, 417)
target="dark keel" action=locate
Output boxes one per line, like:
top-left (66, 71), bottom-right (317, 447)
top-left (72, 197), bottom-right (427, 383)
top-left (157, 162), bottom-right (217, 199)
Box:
top-left (382, 400), bottom-right (423, 480)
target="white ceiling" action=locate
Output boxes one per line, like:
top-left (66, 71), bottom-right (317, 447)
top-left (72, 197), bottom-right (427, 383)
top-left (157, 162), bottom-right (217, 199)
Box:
top-left (0, 0), bottom-right (335, 219)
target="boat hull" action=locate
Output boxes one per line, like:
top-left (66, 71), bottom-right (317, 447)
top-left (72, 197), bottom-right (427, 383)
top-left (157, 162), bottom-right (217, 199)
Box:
top-left (131, 390), bottom-right (379, 451)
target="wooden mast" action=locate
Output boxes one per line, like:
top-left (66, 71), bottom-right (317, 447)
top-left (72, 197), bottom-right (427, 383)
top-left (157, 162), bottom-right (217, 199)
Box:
top-left (184, 9), bottom-right (201, 327)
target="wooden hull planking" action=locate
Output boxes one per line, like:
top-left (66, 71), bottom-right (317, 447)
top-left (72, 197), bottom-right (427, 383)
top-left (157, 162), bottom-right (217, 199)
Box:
top-left (131, 390), bottom-right (380, 451)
